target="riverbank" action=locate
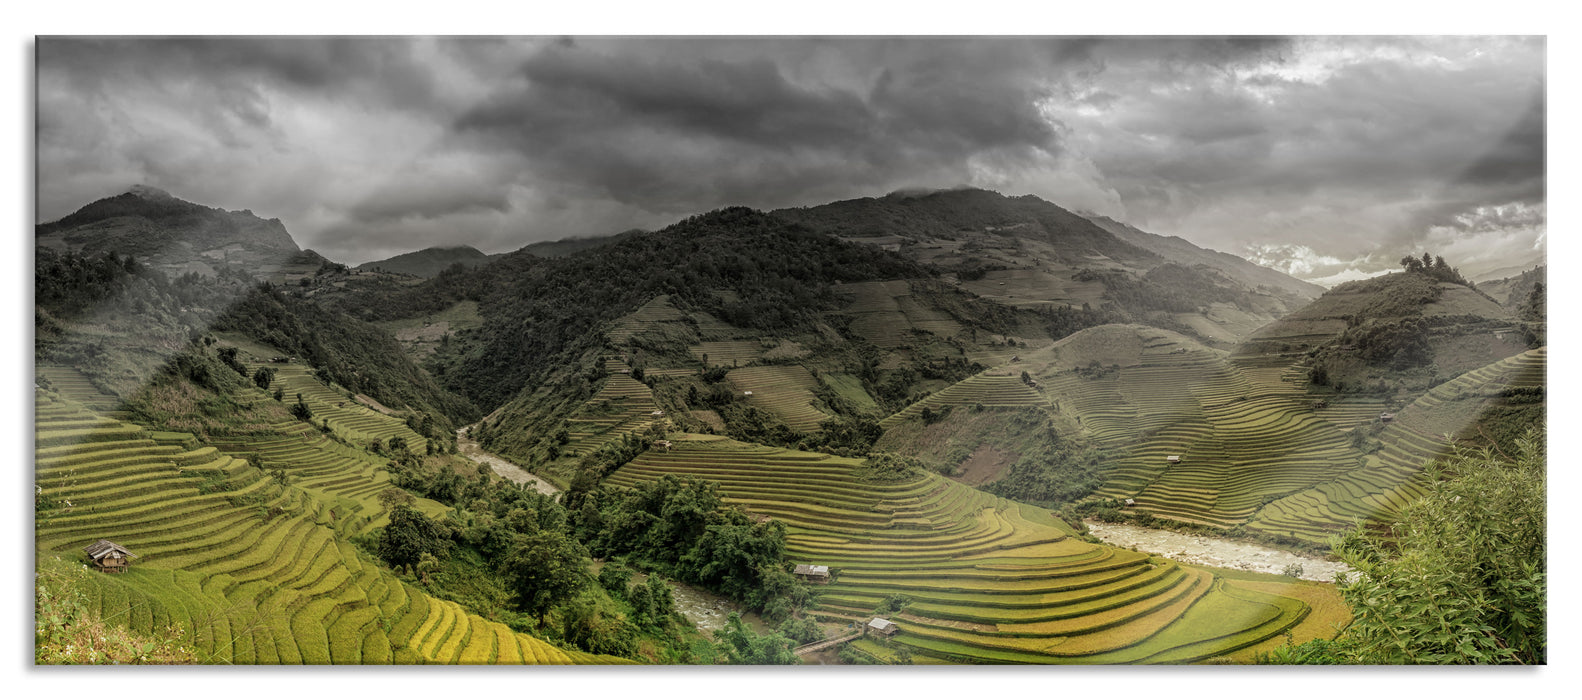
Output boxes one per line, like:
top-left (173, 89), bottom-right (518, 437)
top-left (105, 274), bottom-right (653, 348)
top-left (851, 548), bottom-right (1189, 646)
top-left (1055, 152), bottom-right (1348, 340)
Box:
top-left (456, 426), bottom-right (560, 496)
top-left (1084, 520), bottom-right (1351, 583)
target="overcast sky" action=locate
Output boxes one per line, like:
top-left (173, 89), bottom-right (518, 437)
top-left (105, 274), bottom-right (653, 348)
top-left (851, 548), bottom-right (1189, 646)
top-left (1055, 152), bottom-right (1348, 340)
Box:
top-left (36, 36), bottom-right (1545, 283)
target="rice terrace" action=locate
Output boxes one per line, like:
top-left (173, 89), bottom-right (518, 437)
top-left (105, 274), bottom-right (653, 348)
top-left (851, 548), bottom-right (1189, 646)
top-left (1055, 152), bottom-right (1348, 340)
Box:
top-left (31, 33), bottom-right (1546, 672)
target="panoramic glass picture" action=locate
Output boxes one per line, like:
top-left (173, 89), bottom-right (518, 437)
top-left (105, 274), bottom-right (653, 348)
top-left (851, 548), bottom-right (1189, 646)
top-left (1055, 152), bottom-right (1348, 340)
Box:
top-left (33, 36), bottom-right (1545, 665)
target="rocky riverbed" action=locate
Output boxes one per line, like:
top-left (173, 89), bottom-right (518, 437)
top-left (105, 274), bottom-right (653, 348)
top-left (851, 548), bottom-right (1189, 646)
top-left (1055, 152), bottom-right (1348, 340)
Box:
top-left (1084, 520), bottom-right (1351, 583)
top-left (456, 427), bottom-right (560, 496)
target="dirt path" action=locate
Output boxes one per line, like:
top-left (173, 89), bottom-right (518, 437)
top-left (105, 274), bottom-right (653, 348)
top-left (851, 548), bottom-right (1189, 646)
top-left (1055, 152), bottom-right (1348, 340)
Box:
top-left (456, 426), bottom-right (559, 496)
top-left (1084, 520), bottom-right (1351, 583)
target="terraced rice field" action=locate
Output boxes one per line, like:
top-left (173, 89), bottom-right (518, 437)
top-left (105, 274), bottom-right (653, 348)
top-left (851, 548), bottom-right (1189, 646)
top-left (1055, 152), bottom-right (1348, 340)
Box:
top-left (879, 372), bottom-right (1046, 429)
top-left (607, 295), bottom-right (686, 345)
top-left (1246, 347), bottom-right (1547, 544)
top-left (689, 340), bottom-right (765, 367)
top-left (35, 390), bottom-right (626, 665)
top-left (37, 364), bottom-right (123, 413)
top-left (726, 365), bottom-right (830, 432)
top-left (1311, 397), bottom-right (1390, 431)
top-left (1025, 335), bottom-right (1368, 529)
top-left (606, 438), bottom-right (1320, 664)
top-left (840, 280), bottom-right (962, 348)
top-left (564, 359), bottom-right (661, 456)
top-left (268, 366), bottom-right (429, 454)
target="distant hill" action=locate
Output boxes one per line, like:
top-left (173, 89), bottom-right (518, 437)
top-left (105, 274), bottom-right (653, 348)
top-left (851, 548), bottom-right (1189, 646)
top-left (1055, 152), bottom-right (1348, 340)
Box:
top-left (518, 230), bottom-right (639, 258)
top-left (35, 185), bottom-right (308, 279)
top-left (1469, 252), bottom-right (1546, 284)
top-left (1236, 267), bottom-right (1535, 398)
top-left (774, 189), bottom-right (1321, 345)
top-left (1081, 214), bottom-right (1325, 300)
top-left (1478, 265), bottom-right (1546, 313)
top-left (356, 245), bottom-right (494, 278)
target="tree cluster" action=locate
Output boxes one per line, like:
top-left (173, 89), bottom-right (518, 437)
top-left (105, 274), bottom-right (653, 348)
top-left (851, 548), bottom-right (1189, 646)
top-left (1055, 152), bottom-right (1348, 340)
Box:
top-left (569, 475), bottom-right (809, 622)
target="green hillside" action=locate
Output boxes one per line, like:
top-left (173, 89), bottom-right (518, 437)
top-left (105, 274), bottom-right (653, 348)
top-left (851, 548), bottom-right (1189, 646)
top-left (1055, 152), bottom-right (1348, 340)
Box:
top-left (35, 389), bottom-right (627, 665)
top-left (605, 436), bottom-right (1344, 664)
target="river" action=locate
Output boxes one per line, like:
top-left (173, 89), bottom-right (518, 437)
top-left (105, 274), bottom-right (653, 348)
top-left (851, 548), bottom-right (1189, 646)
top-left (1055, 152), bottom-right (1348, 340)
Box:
top-left (1083, 520), bottom-right (1351, 583)
top-left (456, 426), bottom-right (560, 496)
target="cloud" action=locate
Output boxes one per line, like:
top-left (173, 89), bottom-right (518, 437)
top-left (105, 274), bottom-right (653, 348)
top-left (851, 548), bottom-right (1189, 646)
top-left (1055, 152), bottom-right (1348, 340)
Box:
top-left (36, 37), bottom-right (1545, 274)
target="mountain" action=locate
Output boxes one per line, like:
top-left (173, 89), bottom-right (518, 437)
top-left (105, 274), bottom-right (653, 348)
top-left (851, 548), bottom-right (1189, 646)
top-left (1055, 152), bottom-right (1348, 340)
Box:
top-left (1469, 252), bottom-right (1546, 284)
top-left (518, 230), bottom-right (638, 258)
top-left (1081, 214), bottom-right (1325, 300)
top-left (1236, 266), bottom-right (1535, 400)
top-left (773, 188), bottom-right (1321, 345)
top-left (35, 185), bottom-right (309, 279)
top-left (1478, 265), bottom-right (1546, 312)
top-left (356, 245), bottom-right (494, 278)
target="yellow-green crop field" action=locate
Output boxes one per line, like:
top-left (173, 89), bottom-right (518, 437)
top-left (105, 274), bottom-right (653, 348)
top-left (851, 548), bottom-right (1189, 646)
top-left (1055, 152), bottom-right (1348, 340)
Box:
top-left (35, 390), bottom-right (629, 665)
top-left (608, 438), bottom-right (1329, 663)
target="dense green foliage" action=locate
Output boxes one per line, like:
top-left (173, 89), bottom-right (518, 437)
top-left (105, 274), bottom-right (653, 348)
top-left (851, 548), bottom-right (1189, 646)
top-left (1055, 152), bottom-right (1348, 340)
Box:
top-left (378, 504), bottom-right (455, 573)
top-left (212, 283), bottom-right (478, 433)
top-left (406, 207), bottom-right (928, 410)
top-left (712, 612), bottom-right (799, 665)
top-left (1397, 251), bottom-right (1471, 286)
top-left (1262, 429), bottom-right (1545, 665)
top-left (570, 475), bottom-right (808, 622)
top-left (1331, 431), bottom-right (1545, 664)
top-left (502, 530), bottom-right (592, 624)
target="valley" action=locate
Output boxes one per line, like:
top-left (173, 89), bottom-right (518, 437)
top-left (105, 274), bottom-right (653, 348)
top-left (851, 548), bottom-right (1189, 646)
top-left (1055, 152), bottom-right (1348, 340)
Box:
top-left (33, 184), bottom-right (1545, 666)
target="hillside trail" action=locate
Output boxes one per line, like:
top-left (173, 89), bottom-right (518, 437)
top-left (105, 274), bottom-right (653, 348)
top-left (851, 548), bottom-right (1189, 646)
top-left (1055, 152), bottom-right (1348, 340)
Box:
top-left (456, 426), bottom-right (559, 496)
top-left (1084, 520), bottom-right (1351, 583)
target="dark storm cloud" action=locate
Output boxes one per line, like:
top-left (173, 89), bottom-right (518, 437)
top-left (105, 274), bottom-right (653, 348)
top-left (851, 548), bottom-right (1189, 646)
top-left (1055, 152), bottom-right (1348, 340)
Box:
top-left (36, 36), bottom-right (1544, 277)
top-left (448, 38), bottom-right (1078, 217)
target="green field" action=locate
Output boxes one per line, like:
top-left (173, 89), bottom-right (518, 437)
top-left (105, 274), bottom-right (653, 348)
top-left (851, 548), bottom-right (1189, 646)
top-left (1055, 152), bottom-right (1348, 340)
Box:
top-left (1245, 347), bottom-right (1547, 543)
top-left (726, 365), bottom-right (831, 432)
top-left (873, 325), bottom-right (1542, 538)
top-left (606, 437), bottom-right (1324, 663)
top-left (35, 390), bottom-right (628, 665)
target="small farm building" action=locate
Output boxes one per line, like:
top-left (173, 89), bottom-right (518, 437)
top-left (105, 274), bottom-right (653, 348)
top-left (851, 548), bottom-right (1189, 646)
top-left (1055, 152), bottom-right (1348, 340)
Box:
top-left (84, 539), bottom-right (136, 573)
top-left (1166, 455), bottom-right (1181, 464)
top-left (793, 564), bottom-right (831, 583)
top-left (743, 391), bottom-right (753, 396)
top-left (1380, 412), bottom-right (1395, 423)
top-left (868, 618), bottom-right (899, 637)
top-left (1123, 498), bottom-right (1136, 507)
top-left (651, 410), bottom-right (664, 417)
top-left (655, 440), bottom-right (673, 450)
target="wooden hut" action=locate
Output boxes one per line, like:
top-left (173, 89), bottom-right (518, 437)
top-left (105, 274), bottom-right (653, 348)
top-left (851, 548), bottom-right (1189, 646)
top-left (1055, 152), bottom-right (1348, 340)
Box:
top-left (867, 618), bottom-right (899, 637)
top-left (1380, 412), bottom-right (1395, 423)
top-left (83, 539), bottom-right (136, 573)
top-left (793, 564), bottom-right (831, 584)
top-left (1123, 498), bottom-right (1136, 507)
top-left (650, 409), bottom-right (665, 417)
top-left (1166, 455), bottom-right (1182, 464)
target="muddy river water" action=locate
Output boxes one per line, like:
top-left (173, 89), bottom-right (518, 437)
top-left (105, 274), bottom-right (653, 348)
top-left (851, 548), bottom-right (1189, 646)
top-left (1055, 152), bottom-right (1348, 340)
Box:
top-left (1083, 520), bottom-right (1351, 583)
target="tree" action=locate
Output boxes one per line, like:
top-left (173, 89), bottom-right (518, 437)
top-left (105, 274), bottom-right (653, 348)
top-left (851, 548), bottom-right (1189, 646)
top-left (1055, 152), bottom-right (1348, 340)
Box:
top-left (377, 504), bottom-right (452, 573)
top-left (415, 552), bottom-right (441, 585)
top-left (251, 366), bottom-right (275, 391)
top-left (501, 529), bottom-right (591, 625)
top-left (713, 612), bottom-right (798, 665)
top-left (1326, 429), bottom-right (1545, 664)
top-left (291, 393), bottom-right (312, 421)
top-left (597, 561), bottom-right (633, 596)
top-left (777, 616), bottom-right (825, 645)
